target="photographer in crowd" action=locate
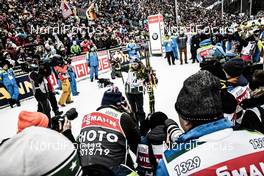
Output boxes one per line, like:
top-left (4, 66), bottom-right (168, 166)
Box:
top-left (157, 70), bottom-right (264, 175)
top-left (78, 86), bottom-right (140, 173)
top-left (29, 62), bottom-right (52, 124)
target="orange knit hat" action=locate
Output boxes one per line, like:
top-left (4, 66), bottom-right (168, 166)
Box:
top-left (17, 111), bottom-right (49, 133)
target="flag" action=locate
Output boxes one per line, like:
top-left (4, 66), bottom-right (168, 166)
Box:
top-left (86, 3), bottom-right (97, 21)
top-left (60, 0), bottom-right (72, 19)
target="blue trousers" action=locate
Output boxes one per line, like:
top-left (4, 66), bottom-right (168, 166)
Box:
top-left (6, 83), bottom-right (19, 100)
top-left (57, 79), bottom-right (62, 89)
top-left (69, 73), bottom-right (78, 96)
top-left (172, 47), bottom-right (178, 60)
top-left (90, 66), bottom-right (98, 80)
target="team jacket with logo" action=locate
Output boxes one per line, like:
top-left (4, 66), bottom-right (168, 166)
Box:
top-left (78, 105), bottom-right (140, 168)
top-left (156, 119), bottom-right (264, 176)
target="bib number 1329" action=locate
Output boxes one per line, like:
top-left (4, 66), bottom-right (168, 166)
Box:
top-left (174, 156), bottom-right (201, 176)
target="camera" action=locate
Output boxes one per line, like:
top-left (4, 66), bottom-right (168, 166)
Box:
top-left (51, 108), bottom-right (78, 131)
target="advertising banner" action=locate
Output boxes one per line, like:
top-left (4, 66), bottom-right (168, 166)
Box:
top-left (0, 74), bottom-right (33, 108)
top-left (108, 46), bottom-right (146, 66)
top-left (148, 14), bottom-right (164, 55)
top-left (71, 50), bottom-right (111, 81)
top-left (0, 50), bottom-right (111, 108)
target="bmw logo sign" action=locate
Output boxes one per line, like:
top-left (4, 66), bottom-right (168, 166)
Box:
top-left (152, 33), bottom-right (158, 40)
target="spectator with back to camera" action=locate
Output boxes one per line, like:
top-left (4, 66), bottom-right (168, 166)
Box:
top-left (157, 70), bottom-right (264, 175)
top-left (29, 62), bottom-right (52, 125)
top-left (78, 86), bottom-right (140, 175)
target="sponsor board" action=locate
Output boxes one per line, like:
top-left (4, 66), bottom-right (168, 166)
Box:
top-left (0, 50), bottom-right (111, 108)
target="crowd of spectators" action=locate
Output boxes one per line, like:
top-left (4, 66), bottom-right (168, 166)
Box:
top-left (0, 0), bottom-right (261, 71)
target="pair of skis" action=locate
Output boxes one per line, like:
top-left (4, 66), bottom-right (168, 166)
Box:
top-left (143, 42), bottom-right (157, 114)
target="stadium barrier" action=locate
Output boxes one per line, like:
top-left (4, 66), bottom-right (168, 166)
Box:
top-left (0, 45), bottom-right (146, 108)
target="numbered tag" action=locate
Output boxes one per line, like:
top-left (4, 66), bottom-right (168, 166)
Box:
top-left (131, 72), bottom-right (138, 88)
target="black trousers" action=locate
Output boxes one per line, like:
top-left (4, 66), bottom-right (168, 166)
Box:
top-left (126, 93), bottom-right (145, 125)
top-left (35, 91), bottom-right (51, 125)
top-left (165, 51), bottom-right (175, 65)
top-left (191, 49), bottom-right (199, 63)
top-left (48, 92), bottom-right (59, 113)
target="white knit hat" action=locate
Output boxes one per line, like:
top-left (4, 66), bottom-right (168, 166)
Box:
top-left (0, 127), bottom-right (82, 176)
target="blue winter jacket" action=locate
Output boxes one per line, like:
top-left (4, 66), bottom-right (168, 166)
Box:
top-left (86, 52), bottom-right (99, 67)
top-left (126, 43), bottom-right (138, 57)
top-left (171, 36), bottom-right (178, 49)
top-left (0, 68), bottom-right (17, 86)
top-left (156, 118), bottom-right (233, 176)
top-left (163, 39), bottom-right (173, 52)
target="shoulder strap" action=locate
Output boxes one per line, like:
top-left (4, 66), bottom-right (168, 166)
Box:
top-left (147, 139), bottom-right (158, 172)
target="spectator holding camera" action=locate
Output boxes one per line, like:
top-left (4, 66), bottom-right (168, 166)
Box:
top-left (157, 70), bottom-right (264, 176)
top-left (29, 63), bottom-right (52, 123)
top-left (137, 112), bottom-right (169, 176)
top-left (78, 86), bottom-right (140, 172)
top-left (239, 69), bottom-right (264, 134)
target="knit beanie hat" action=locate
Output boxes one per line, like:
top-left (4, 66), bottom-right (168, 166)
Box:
top-left (175, 70), bottom-right (223, 121)
top-left (17, 111), bottom-right (49, 133)
top-left (148, 111), bottom-right (168, 129)
top-left (101, 86), bottom-right (125, 106)
top-left (0, 127), bottom-right (82, 176)
top-left (223, 58), bottom-right (245, 77)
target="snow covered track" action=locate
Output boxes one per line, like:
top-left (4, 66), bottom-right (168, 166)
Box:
top-left (0, 57), bottom-right (200, 139)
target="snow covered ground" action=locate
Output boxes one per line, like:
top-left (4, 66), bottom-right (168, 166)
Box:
top-left (0, 57), bottom-right (200, 140)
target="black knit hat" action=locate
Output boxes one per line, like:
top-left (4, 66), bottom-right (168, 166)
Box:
top-left (223, 58), bottom-right (245, 77)
top-left (175, 70), bottom-right (223, 121)
top-left (0, 60), bottom-right (11, 68)
top-left (148, 111), bottom-right (168, 129)
top-left (101, 86), bottom-right (124, 106)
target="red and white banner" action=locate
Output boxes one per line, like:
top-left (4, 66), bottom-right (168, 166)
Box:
top-left (48, 50), bottom-right (110, 88)
top-left (71, 50), bottom-right (111, 82)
